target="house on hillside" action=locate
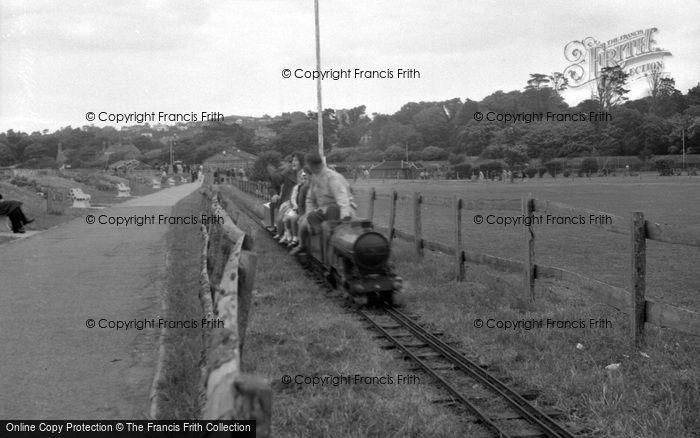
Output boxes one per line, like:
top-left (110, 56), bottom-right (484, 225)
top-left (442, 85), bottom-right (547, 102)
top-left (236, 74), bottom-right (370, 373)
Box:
top-left (203, 148), bottom-right (258, 171)
top-left (254, 125), bottom-right (276, 139)
top-left (104, 143), bottom-right (142, 161)
top-left (369, 160), bottom-right (425, 179)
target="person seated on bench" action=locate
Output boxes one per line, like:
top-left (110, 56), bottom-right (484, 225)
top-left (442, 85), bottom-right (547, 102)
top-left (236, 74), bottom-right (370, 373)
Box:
top-left (290, 153), bottom-right (356, 255)
top-left (0, 194), bottom-right (34, 234)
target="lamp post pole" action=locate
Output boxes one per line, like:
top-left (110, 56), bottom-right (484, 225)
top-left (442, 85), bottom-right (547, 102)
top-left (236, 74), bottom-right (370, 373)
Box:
top-left (315, 0), bottom-right (324, 164)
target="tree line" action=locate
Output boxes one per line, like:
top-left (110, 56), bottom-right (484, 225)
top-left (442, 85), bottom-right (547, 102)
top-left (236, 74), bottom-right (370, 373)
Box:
top-left (2, 67), bottom-right (699, 170)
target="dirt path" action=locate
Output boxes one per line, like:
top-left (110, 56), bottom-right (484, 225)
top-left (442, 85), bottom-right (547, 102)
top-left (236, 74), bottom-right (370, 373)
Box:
top-left (0, 182), bottom-right (201, 419)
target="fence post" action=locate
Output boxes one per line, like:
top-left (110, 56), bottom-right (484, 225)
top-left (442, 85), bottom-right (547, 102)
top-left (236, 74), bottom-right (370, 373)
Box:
top-left (233, 374), bottom-right (271, 437)
top-left (630, 211), bottom-right (646, 348)
top-left (522, 194), bottom-right (535, 301)
top-left (388, 190), bottom-right (397, 241)
top-left (454, 197), bottom-right (464, 281)
top-left (413, 192), bottom-right (424, 257)
top-left (367, 188), bottom-right (376, 222)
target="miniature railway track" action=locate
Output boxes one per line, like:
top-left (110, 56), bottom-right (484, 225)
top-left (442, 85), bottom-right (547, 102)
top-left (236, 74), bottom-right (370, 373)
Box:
top-left (239, 201), bottom-right (581, 437)
top-left (358, 305), bottom-right (579, 438)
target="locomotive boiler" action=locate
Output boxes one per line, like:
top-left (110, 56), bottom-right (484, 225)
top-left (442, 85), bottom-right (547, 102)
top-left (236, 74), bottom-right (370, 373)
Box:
top-left (304, 218), bottom-right (403, 306)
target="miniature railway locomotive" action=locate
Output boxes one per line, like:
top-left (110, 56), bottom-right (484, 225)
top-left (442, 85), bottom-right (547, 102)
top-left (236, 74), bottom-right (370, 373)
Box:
top-left (276, 216), bottom-right (403, 305)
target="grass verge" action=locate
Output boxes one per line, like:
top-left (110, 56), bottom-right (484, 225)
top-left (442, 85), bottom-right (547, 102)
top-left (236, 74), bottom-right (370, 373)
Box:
top-left (156, 190), bottom-right (205, 419)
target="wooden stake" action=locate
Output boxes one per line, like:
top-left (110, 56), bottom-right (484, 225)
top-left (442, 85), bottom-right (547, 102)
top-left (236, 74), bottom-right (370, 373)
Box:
top-left (388, 190), bottom-right (397, 241)
top-left (631, 211), bottom-right (646, 348)
top-left (522, 194), bottom-right (535, 301)
top-left (454, 197), bottom-right (464, 281)
top-left (368, 187), bottom-right (376, 222)
top-left (413, 192), bottom-right (424, 257)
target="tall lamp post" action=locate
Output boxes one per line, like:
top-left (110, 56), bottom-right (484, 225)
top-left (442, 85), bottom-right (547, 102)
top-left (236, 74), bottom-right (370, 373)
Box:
top-left (314, 0), bottom-right (324, 163)
top-left (169, 134), bottom-right (178, 172)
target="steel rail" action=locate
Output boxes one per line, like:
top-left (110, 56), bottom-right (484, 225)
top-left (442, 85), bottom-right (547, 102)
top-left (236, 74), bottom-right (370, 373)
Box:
top-left (357, 308), bottom-right (512, 438)
top-left (384, 306), bottom-right (576, 438)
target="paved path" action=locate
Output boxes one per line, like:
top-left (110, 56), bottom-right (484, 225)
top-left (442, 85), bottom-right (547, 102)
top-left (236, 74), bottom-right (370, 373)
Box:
top-left (0, 182), bottom-right (201, 419)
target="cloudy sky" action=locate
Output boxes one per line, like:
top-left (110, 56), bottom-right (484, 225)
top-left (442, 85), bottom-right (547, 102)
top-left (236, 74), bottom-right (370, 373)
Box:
top-left (1, 0), bottom-right (698, 132)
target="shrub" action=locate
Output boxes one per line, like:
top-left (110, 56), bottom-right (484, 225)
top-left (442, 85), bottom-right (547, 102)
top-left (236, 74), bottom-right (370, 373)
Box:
top-left (452, 163), bottom-right (472, 179)
top-left (525, 167), bottom-right (538, 178)
top-left (544, 160), bottom-right (565, 178)
top-left (447, 153), bottom-right (465, 165)
top-left (538, 167), bottom-right (547, 178)
top-left (563, 168), bottom-right (571, 177)
top-left (475, 160), bottom-right (503, 177)
top-left (421, 146), bottom-right (448, 161)
top-left (655, 159), bottom-right (674, 176)
top-left (580, 158), bottom-right (598, 176)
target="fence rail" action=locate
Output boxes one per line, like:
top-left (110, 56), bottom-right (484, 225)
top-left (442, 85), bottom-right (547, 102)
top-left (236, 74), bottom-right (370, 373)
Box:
top-left (199, 187), bottom-right (270, 435)
top-left (363, 187), bottom-right (700, 345)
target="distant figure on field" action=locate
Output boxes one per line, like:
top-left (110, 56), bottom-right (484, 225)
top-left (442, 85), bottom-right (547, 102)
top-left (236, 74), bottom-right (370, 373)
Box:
top-left (0, 194), bottom-right (34, 234)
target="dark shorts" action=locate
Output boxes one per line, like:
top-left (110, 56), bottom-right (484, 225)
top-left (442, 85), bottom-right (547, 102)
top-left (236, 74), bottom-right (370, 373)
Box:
top-left (306, 204), bottom-right (340, 232)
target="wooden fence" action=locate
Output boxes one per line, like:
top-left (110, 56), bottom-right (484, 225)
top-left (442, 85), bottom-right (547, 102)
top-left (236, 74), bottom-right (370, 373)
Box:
top-left (225, 178), bottom-right (700, 347)
top-left (228, 179), bottom-right (272, 202)
top-left (364, 188), bottom-right (700, 347)
top-left (199, 187), bottom-right (270, 436)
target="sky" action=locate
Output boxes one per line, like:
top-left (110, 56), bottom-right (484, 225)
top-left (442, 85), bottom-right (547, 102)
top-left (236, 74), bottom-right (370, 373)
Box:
top-left (1, 0), bottom-right (699, 133)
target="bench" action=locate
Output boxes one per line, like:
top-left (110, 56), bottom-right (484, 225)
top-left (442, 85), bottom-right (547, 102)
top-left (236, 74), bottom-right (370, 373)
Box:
top-left (69, 188), bottom-right (91, 208)
top-left (180, 176), bottom-right (188, 183)
top-left (152, 179), bottom-right (161, 189)
top-left (168, 177), bottom-right (176, 186)
top-left (116, 182), bottom-right (131, 197)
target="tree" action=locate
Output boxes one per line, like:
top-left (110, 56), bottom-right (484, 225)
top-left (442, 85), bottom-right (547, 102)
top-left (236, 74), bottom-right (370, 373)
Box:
top-left (453, 99), bottom-right (480, 126)
top-left (0, 143), bottom-right (13, 166)
top-left (646, 64), bottom-right (665, 101)
top-left (503, 145), bottom-right (529, 169)
top-left (376, 121), bottom-right (423, 151)
top-left (653, 77), bottom-right (687, 118)
top-left (684, 84), bottom-right (700, 107)
top-left (305, 108), bottom-right (338, 148)
top-left (596, 66), bottom-right (630, 111)
top-left (525, 73), bottom-right (551, 90)
top-left (336, 105), bottom-right (370, 149)
top-left (550, 72), bottom-right (569, 96)
top-left (273, 120), bottom-right (320, 156)
top-left (420, 146), bottom-right (448, 161)
top-left (412, 106), bottom-right (451, 149)
top-left (383, 145), bottom-right (405, 160)
top-left (455, 123), bottom-right (497, 155)
top-left (249, 151), bottom-right (282, 181)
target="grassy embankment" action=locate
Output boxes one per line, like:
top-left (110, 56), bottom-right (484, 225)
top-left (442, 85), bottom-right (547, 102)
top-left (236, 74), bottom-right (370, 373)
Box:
top-left (156, 190), bottom-right (206, 418)
top-left (0, 171), bottom-right (158, 244)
